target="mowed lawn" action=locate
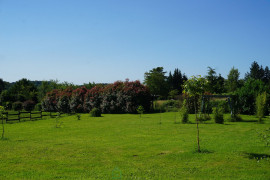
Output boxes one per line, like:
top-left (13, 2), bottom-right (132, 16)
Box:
top-left (0, 113), bottom-right (269, 179)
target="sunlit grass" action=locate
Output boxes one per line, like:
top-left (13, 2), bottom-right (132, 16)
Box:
top-left (0, 113), bottom-right (269, 179)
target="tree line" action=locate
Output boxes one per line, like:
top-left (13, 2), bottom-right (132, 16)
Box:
top-left (144, 61), bottom-right (270, 115)
top-left (0, 61), bottom-right (269, 114)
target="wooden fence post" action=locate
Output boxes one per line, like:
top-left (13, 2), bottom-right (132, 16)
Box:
top-left (30, 111), bottom-right (32, 121)
top-left (18, 111), bottom-right (20, 122)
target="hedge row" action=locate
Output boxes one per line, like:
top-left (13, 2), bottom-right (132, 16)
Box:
top-left (41, 80), bottom-right (152, 113)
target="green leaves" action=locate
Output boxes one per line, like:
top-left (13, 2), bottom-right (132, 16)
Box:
top-left (183, 75), bottom-right (208, 96)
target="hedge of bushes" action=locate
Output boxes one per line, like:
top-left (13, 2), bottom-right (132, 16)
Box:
top-left (41, 80), bottom-right (152, 113)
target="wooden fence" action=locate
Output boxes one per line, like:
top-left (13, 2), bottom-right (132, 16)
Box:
top-left (1, 111), bottom-right (59, 122)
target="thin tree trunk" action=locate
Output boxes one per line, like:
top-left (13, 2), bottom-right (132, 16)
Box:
top-left (195, 98), bottom-right (200, 153)
top-left (1, 118), bottom-right (4, 139)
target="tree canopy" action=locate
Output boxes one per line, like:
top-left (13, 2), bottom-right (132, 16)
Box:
top-left (144, 67), bottom-right (169, 98)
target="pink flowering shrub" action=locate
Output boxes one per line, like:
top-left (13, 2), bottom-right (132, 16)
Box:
top-left (42, 80), bottom-right (151, 113)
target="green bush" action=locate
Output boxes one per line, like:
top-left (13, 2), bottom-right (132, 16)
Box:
top-left (12, 101), bottom-right (23, 111)
top-left (256, 92), bottom-right (267, 122)
top-left (213, 107), bottom-right (224, 124)
top-left (23, 100), bottom-right (35, 111)
top-left (206, 100), bottom-right (230, 114)
top-left (198, 114), bottom-right (211, 122)
top-left (4, 102), bottom-right (12, 110)
top-left (257, 127), bottom-right (270, 147)
top-left (34, 103), bottom-right (42, 111)
top-left (162, 100), bottom-right (180, 112)
top-left (90, 108), bottom-right (101, 117)
top-left (168, 89), bottom-right (179, 99)
top-left (179, 100), bottom-right (189, 123)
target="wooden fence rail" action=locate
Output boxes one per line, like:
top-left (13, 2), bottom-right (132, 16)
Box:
top-left (1, 111), bottom-right (59, 122)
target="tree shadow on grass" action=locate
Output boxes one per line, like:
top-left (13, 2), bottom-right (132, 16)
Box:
top-left (1, 137), bottom-right (9, 141)
top-left (245, 153), bottom-right (270, 160)
top-left (239, 120), bottom-right (259, 123)
top-left (193, 149), bottom-right (214, 154)
top-left (223, 123), bottom-right (236, 125)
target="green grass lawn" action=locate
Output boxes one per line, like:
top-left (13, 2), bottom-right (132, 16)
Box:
top-left (0, 113), bottom-right (270, 179)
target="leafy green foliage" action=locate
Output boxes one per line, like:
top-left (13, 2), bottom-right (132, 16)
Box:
top-left (7, 78), bottom-right (38, 103)
top-left (257, 127), bottom-right (270, 147)
top-left (183, 75), bottom-right (208, 114)
top-left (167, 68), bottom-right (187, 94)
top-left (256, 92), bottom-right (267, 122)
top-left (183, 75), bottom-right (208, 97)
top-left (34, 103), bottom-right (42, 111)
top-left (245, 61), bottom-right (265, 81)
top-left (213, 107), bottom-right (224, 124)
top-left (179, 100), bottom-right (189, 123)
top-left (198, 114), bottom-right (211, 122)
top-left (226, 67), bottom-right (240, 92)
top-left (90, 108), bottom-right (101, 117)
top-left (168, 89), bottom-right (179, 99)
top-left (4, 102), bottom-right (12, 110)
top-left (0, 78), bottom-right (5, 94)
top-left (236, 79), bottom-right (266, 114)
top-left (12, 101), bottom-right (23, 111)
top-left (144, 67), bottom-right (169, 98)
top-left (183, 75), bottom-right (208, 153)
top-left (205, 67), bottom-right (225, 94)
top-left (137, 105), bottom-right (144, 118)
top-left (23, 100), bottom-right (35, 111)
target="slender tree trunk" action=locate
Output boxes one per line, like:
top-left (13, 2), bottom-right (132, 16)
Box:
top-left (194, 97), bottom-right (200, 153)
top-left (2, 118), bottom-right (4, 139)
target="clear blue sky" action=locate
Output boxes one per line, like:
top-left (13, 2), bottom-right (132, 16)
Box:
top-left (0, 0), bottom-right (269, 84)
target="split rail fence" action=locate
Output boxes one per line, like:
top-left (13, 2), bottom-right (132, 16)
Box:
top-left (1, 111), bottom-right (59, 123)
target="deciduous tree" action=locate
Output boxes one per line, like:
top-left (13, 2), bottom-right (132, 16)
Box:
top-left (144, 67), bottom-right (169, 98)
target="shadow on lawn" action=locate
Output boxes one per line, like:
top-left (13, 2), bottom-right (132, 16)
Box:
top-left (239, 119), bottom-right (259, 123)
top-left (193, 149), bottom-right (214, 154)
top-left (245, 153), bottom-right (270, 160)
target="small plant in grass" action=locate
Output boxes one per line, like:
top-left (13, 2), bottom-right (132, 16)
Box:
top-left (55, 112), bottom-right (63, 128)
top-left (213, 107), bottom-right (224, 124)
top-left (257, 127), bottom-right (270, 147)
top-left (256, 92), bottom-right (267, 123)
top-left (198, 114), bottom-right (211, 123)
top-left (0, 106), bottom-right (6, 139)
top-left (137, 105), bottom-right (144, 118)
top-left (76, 114), bottom-right (81, 120)
top-left (90, 108), bottom-right (101, 117)
top-left (179, 100), bottom-right (189, 123)
top-left (183, 75), bottom-right (208, 153)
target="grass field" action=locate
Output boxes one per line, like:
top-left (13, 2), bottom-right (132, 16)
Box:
top-left (0, 112), bottom-right (270, 179)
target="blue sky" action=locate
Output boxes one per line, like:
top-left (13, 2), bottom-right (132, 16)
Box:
top-left (0, 0), bottom-right (269, 84)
